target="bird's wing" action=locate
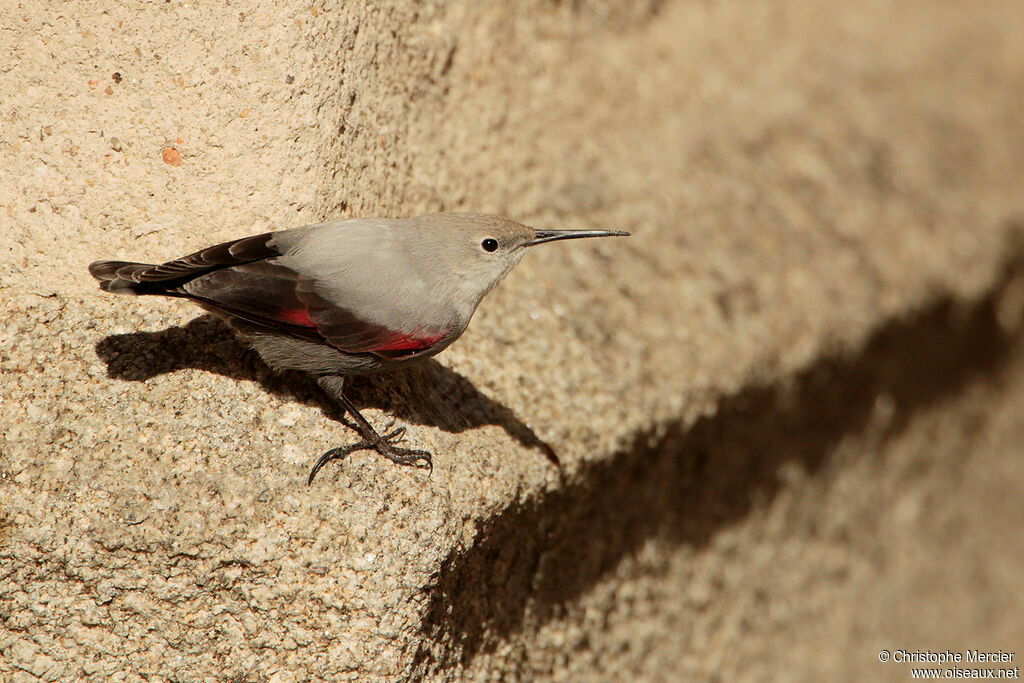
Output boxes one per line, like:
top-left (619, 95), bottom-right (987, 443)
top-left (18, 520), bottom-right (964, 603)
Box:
top-left (178, 260), bottom-right (447, 358)
top-left (105, 228), bottom-right (449, 358)
top-left (293, 280), bottom-right (450, 355)
top-left (116, 232), bottom-right (280, 283)
top-left (179, 260), bottom-right (325, 341)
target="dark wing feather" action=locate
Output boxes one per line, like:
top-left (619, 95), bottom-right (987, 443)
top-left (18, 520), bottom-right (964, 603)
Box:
top-left (180, 261), bottom-right (325, 341)
top-left (89, 232), bottom-right (278, 295)
top-left (126, 232), bottom-right (278, 283)
top-left (295, 281), bottom-right (449, 357)
top-left (183, 262), bottom-right (446, 357)
top-left (94, 231), bottom-right (447, 357)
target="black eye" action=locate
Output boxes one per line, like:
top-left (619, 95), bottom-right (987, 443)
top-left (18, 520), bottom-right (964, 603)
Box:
top-left (481, 238), bottom-right (499, 252)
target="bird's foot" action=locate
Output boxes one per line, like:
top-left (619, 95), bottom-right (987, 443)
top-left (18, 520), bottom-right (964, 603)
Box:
top-left (372, 426), bottom-right (433, 469)
top-left (307, 426), bottom-right (432, 484)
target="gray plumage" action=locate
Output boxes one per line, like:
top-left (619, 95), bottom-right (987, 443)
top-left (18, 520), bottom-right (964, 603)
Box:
top-left (89, 212), bottom-right (629, 479)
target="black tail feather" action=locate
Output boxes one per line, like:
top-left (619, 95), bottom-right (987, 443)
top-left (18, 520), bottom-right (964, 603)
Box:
top-left (89, 260), bottom-right (167, 294)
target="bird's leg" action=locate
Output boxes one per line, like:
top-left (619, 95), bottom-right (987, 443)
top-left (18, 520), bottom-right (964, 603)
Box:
top-left (308, 375), bottom-right (432, 483)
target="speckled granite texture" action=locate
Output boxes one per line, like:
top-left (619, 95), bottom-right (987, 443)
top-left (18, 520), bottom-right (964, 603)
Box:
top-left (3, 1), bottom-right (1024, 680)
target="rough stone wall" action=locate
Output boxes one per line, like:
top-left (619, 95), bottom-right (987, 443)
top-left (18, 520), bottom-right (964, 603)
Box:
top-left (2, 0), bottom-right (1023, 680)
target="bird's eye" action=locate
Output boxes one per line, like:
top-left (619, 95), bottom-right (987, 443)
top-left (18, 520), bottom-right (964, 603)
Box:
top-left (481, 238), bottom-right (499, 252)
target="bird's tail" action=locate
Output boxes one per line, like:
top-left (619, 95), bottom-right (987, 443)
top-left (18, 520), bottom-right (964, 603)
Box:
top-left (88, 260), bottom-right (163, 295)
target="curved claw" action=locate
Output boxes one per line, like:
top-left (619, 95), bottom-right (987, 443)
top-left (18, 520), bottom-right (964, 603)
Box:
top-left (307, 441), bottom-right (367, 485)
top-left (385, 447), bottom-right (432, 471)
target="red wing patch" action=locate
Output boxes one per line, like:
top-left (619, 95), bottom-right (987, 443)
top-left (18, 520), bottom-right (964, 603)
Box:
top-left (373, 330), bottom-right (446, 352)
top-left (292, 280), bottom-right (451, 355)
top-left (276, 307), bottom-right (316, 327)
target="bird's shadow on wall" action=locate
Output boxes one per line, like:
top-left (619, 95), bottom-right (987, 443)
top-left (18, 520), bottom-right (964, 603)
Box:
top-left (94, 314), bottom-right (556, 463)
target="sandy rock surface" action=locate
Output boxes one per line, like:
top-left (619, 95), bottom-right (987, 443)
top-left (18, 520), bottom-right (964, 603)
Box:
top-left (3, 0), bottom-right (1024, 680)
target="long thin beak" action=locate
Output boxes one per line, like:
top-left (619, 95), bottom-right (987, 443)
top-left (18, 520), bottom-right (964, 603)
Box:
top-left (528, 228), bottom-right (631, 246)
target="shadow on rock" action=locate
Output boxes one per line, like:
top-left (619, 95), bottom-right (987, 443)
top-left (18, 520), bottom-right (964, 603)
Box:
top-left (413, 243), bottom-right (1024, 674)
top-left (94, 314), bottom-right (556, 462)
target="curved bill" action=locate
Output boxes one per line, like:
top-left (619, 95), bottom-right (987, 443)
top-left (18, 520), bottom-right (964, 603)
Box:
top-left (528, 228), bottom-right (631, 246)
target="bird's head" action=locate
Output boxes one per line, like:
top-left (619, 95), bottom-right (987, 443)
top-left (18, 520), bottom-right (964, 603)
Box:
top-left (418, 213), bottom-right (630, 306)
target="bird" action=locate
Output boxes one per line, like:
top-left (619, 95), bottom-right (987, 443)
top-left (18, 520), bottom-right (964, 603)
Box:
top-left (88, 213), bottom-right (629, 482)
